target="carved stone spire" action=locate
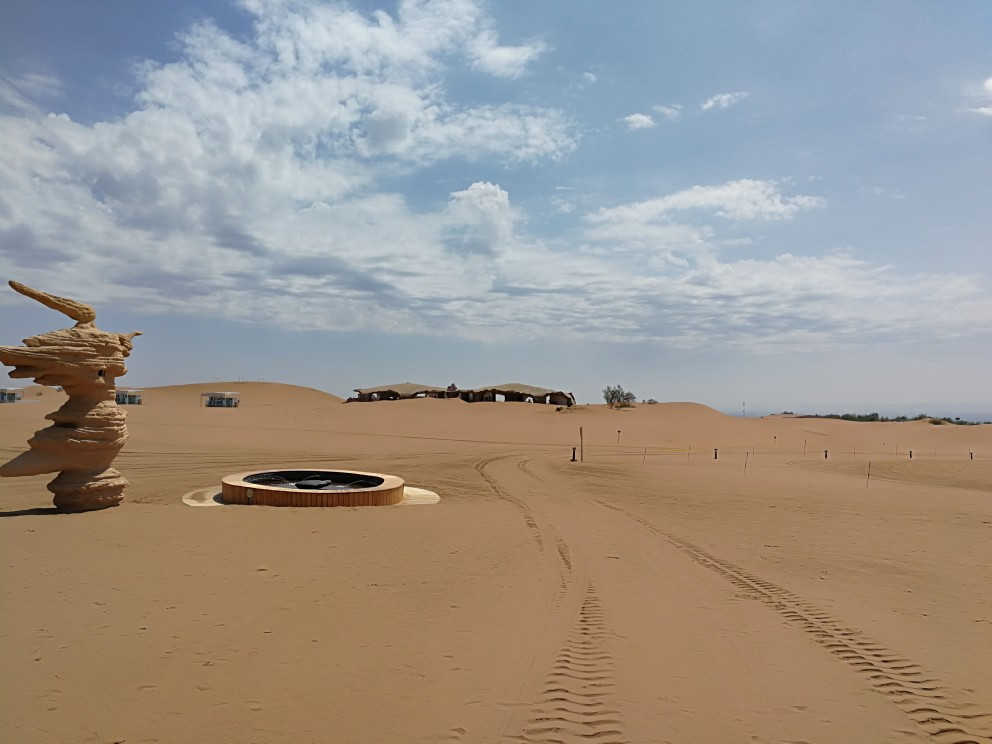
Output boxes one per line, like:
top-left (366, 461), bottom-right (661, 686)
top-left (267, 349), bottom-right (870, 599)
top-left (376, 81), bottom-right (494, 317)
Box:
top-left (0, 281), bottom-right (142, 511)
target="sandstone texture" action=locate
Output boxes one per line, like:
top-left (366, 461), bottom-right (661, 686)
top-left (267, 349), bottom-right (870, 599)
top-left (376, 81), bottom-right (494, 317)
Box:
top-left (0, 281), bottom-right (141, 511)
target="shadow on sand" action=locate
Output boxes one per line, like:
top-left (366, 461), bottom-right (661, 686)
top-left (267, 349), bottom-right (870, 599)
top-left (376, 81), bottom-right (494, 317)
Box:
top-left (0, 506), bottom-right (65, 518)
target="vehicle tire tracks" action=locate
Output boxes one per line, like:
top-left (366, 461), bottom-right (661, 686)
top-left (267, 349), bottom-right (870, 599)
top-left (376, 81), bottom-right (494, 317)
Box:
top-left (507, 583), bottom-right (625, 744)
top-left (597, 499), bottom-right (992, 744)
top-left (476, 455), bottom-right (545, 551)
top-left (472, 457), bottom-right (628, 742)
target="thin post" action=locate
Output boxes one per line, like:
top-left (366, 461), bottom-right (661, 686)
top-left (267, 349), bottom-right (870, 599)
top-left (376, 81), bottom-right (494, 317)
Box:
top-left (744, 451), bottom-right (749, 474)
top-left (970, 451), bottom-right (974, 460)
top-left (617, 429), bottom-right (621, 445)
top-left (579, 427), bottom-right (584, 462)
top-left (853, 445), bottom-right (856, 460)
top-left (571, 447), bottom-right (576, 462)
top-left (714, 448), bottom-right (718, 460)
top-left (909, 450), bottom-right (913, 459)
top-left (687, 444), bottom-right (691, 462)
top-left (642, 447), bottom-right (647, 465)
top-left (866, 461), bottom-right (872, 488)
top-left (824, 449), bottom-right (828, 459)
top-left (803, 439), bottom-right (807, 456)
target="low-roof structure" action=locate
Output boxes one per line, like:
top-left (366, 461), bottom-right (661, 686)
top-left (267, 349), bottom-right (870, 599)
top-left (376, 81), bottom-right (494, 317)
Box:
top-left (1, 387), bottom-right (24, 403)
top-left (353, 382), bottom-right (450, 402)
top-left (349, 381), bottom-right (575, 406)
top-left (200, 391), bottom-right (241, 407)
top-left (115, 389), bottom-right (143, 405)
top-left (460, 383), bottom-right (575, 407)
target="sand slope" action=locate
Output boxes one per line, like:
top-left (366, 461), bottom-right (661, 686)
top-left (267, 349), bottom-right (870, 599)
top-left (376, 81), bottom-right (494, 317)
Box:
top-left (2, 388), bottom-right (990, 743)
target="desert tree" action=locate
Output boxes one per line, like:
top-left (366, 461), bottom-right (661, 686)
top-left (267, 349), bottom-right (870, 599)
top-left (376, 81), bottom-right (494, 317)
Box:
top-left (603, 385), bottom-right (636, 409)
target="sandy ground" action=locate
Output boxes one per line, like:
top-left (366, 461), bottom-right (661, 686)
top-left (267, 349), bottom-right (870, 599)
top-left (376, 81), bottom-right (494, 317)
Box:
top-left (1, 382), bottom-right (990, 744)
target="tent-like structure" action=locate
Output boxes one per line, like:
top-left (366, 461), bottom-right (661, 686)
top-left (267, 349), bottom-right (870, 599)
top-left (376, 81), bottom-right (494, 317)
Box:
top-left (352, 382), bottom-right (451, 402)
top-left (459, 383), bottom-right (575, 407)
top-left (348, 382), bottom-right (575, 406)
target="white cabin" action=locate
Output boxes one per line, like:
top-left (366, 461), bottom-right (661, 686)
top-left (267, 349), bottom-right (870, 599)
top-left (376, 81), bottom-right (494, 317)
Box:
top-left (201, 391), bottom-right (240, 408)
top-left (0, 388), bottom-right (23, 403)
top-left (115, 389), bottom-right (143, 405)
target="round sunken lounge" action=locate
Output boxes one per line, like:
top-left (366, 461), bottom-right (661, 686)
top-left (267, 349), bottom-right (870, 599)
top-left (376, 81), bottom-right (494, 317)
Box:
top-left (222, 469), bottom-right (405, 507)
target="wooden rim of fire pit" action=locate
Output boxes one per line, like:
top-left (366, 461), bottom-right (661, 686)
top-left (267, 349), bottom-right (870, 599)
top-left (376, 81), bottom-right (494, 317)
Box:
top-left (221, 469), bottom-right (405, 507)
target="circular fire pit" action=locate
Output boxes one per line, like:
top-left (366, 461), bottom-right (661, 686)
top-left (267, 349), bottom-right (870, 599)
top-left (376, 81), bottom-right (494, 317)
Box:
top-left (221, 469), bottom-right (405, 507)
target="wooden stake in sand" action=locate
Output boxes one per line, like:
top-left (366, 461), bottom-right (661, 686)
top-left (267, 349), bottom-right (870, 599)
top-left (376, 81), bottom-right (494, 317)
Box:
top-left (642, 447), bottom-right (647, 465)
top-left (866, 461), bottom-right (872, 488)
top-left (803, 439), bottom-right (807, 456)
top-left (744, 451), bottom-right (749, 474)
top-left (579, 426), bottom-right (584, 462)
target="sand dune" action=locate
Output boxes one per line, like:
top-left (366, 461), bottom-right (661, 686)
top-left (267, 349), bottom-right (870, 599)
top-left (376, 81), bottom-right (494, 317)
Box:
top-left (1, 386), bottom-right (990, 743)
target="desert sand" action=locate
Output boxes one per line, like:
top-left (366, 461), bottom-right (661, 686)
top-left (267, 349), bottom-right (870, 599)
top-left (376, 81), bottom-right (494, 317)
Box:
top-left (2, 382), bottom-right (990, 743)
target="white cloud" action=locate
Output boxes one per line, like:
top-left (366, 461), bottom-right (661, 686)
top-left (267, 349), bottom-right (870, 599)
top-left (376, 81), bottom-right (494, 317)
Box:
top-left (587, 179), bottom-right (825, 224)
top-left (622, 113), bottom-right (656, 130)
top-left (468, 30), bottom-right (547, 78)
top-left (965, 76), bottom-right (992, 116)
top-left (863, 186), bottom-right (907, 199)
top-left (0, 73), bottom-right (63, 115)
top-left (583, 72), bottom-right (597, 84)
top-left (443, 181), bottom-right (517, 255)
top-left (0, 0), bottom-right (573, 335)
top-left (1, 2), bottom-right (988, 354)
top-left (701, 90), bottom-right (749, 111)
top-left (652, 104), bottom-right (682, 122)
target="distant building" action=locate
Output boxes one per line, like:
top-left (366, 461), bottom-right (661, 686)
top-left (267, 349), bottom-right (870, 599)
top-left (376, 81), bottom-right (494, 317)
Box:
top-left (349, 382), bottom-right (575, 406)
top-left (459, 383), bottom-right (575, 407)
top-left (0, 388), bottom-right (23, 403)
top-left (352, 382), bottom-right (452, 402)
top-left (115, 389), bottom-right (143, 405)
top-left (201, 391), bottom-right (240, 407)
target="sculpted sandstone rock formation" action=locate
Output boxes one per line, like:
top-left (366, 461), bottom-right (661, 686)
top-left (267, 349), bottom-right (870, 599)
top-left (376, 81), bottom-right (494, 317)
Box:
top-left (0, 281), bottom-right (141, 512)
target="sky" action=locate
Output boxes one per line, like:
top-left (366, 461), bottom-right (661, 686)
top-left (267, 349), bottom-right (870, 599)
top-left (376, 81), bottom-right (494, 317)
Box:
top-left (1, 0), bottom-right (990, 416)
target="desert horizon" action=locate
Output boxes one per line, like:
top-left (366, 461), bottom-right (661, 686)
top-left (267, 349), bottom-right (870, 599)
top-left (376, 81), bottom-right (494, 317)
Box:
top-left (2, 380), bottom-right (990, 743)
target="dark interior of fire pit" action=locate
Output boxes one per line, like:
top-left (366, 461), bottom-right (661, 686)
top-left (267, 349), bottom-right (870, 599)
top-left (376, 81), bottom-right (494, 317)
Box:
top-left (242, 470), bottom-right (385, 490)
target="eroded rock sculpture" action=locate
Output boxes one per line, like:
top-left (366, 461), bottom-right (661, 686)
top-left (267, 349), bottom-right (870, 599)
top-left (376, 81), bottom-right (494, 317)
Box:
top-left (0, 281), bottom-right (141, 511)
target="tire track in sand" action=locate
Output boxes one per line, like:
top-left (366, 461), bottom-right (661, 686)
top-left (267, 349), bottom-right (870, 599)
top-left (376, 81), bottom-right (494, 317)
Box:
top-left (476, 455), bottom-right (545, 552)
top-left (507, 583), bottom-right (625, 744)
top-left (470, 457), bottom-right (626, 743)
top-left (597, 500), bottom-right (992, 744)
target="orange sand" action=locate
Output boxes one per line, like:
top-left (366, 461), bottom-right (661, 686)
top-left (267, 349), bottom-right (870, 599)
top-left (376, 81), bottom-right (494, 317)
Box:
top-left (2, 382), bottom-right (990, 743)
